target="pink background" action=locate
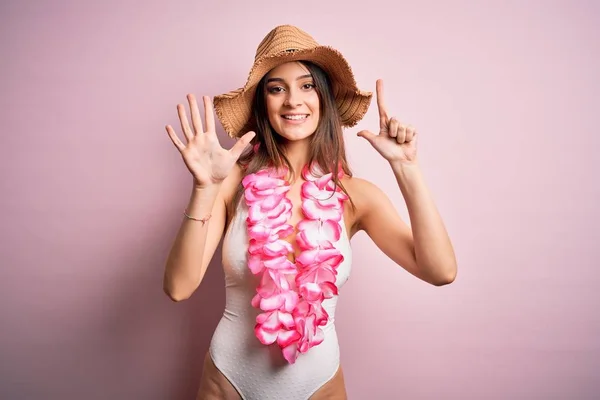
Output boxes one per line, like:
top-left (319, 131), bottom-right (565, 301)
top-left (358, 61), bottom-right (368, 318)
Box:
top-left (2, 0), bottom-right (599, 399)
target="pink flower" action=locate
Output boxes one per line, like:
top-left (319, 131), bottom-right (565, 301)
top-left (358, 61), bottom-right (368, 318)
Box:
top-left (254, 310), bottom-right (300, 346)
top-left (295, 313), bottom-right (325, 354)
top-left (297, 220), bottom-right (341, 248)
top-left (244, 163), bottom-right (348, 363)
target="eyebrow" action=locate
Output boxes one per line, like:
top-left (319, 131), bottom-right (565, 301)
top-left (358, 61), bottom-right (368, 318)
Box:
top-left (266, 74), bottom-right (313, 83)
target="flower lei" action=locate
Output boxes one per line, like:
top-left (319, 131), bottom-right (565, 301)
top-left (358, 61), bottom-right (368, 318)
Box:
top-left (241, 163), bottom-right (348, 364)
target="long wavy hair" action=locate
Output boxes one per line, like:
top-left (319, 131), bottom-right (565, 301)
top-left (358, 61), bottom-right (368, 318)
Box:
top-left (226, 61), bottom-right (355, 225)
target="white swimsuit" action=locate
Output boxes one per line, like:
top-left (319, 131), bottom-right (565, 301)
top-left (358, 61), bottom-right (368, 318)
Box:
top-left (209, 200), bottom-right (352, 399)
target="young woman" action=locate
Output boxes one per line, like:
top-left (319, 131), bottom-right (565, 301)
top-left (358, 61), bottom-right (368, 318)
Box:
top-left (163, 25), bottom-right (457, 400)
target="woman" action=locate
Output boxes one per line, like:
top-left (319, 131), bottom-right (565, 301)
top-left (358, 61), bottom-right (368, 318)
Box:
top-left (163, 25), bottom-right (457, 400)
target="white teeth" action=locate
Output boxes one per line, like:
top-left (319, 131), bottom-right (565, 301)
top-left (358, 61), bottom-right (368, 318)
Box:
top-left (282, 115), bottom-right (308, 120)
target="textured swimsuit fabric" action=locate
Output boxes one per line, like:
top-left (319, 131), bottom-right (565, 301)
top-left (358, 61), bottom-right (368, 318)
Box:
top-left (209, 201), bottom-right (352, 400)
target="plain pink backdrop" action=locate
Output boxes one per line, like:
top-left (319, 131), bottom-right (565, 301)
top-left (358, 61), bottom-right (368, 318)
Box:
top-left (1, 0), bottom-right (599, 399)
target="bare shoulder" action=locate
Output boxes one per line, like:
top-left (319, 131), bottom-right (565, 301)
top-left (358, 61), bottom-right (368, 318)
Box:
top-left (343, 174), bottom-right (381, 193)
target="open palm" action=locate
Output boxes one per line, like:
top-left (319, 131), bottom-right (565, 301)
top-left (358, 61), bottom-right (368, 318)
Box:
top-left (166, 94), bottom-right (255, 188)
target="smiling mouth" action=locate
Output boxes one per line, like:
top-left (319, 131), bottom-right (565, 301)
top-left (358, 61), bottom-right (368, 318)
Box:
top-left (281, 114), bottom-right (309, 120)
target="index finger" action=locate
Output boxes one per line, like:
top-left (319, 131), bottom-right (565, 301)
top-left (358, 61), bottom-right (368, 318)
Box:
top-left (376, 79), bottom-right (389, 120)
top-left (204, 96), bottom-right (216, 133)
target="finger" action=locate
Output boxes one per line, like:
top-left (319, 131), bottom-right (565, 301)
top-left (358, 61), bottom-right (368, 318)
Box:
top-left (356, 129), bottom-right (377, 144)
top-left (376, 79), bottom-right (389, 127)
top-left (396, 124), bottom-right (407, 144)
top-left (405, 125), bottom-right (415, 142)
top-left (166, 125), bottom-right (185, 152)
top-left (177, 104), bottom-right (194, 142)
top-left (388, 117), bottom-right (399, 138)
top-left (188, 94), bottom-right (204, 135)
top-left (229, 131), bottom-right (256, 160)
top-left (204, 96), bottom-right (216, 134)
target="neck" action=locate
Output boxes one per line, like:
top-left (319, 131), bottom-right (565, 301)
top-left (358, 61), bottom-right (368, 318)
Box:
top-left (282, 139), bottom-right (311, 178)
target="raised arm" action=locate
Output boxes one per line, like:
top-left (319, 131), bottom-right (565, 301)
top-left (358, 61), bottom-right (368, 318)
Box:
top-left (163, 94), bottom-right (254, 301)
top-left (356, 80), bottom-right (457, 285)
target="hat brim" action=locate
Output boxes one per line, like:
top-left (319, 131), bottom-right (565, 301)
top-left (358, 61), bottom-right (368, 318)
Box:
top-left (213, 46), bottom-right (372, 138)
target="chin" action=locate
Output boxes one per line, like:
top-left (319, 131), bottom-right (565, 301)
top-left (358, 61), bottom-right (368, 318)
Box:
top-left (277, 128), bottom-right (316, 141)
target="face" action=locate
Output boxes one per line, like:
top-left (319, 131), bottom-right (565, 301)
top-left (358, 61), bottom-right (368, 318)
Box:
top-left (264, 62), bottom-right (320, 141)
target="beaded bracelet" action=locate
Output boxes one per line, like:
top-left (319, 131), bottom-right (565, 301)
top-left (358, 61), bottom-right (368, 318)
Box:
top-left (183, 210), bottom-right (212, 225)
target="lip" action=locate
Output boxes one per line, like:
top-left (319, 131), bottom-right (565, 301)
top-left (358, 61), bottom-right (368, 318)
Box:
top-left (281, 114), bottom-right (310, 125)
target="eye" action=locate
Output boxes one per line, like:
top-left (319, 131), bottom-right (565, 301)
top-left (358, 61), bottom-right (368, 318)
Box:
top-left (267, 86), bottom-right (285, 94)
top-left (302, 83), bottom-right (315, 90)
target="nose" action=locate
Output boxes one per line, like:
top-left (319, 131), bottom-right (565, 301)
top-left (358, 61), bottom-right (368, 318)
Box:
top-left (284, 87), bottom-right (302, 107)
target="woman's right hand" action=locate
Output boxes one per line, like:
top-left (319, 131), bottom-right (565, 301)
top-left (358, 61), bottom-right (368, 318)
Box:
top-left (166, 94), bottom-right (256, 188)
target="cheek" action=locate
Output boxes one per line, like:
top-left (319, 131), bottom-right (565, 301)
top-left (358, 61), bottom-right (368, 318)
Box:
top-left (265, 98), bottom-right (279, 123)
top-left (308, 94), bottom-right (320, 120)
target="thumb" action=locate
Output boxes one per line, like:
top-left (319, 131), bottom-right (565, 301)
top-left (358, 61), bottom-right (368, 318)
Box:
top-left (357, 130), bottom-right (377, 144)
top-left (230, 131), bottom-right (256, 159)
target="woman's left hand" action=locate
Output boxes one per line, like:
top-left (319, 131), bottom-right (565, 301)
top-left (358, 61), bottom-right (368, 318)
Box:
top-left (357, 79), bottom-right (418, 165)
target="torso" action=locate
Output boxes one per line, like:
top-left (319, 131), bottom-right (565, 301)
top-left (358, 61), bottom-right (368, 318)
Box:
top-left (199, 164), bottom-right (360, 399)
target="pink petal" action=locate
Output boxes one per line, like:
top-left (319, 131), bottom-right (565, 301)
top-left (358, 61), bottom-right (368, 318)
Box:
top-left (247, 203), bottom-right (267, 222)
top-left (296, 267), bottom-right (336, 288)
top-left (302, 199), bottom-right (343, 221)
top-left (263, 256), bottom-right (296, 274)
top-left (321, 220), bottom-right (342, 241)
top-left (256, 311), bottom-right (272, 325)
top-left (297, 219), bottom-right (341, 246)
top-left (247, 254), bottom-right (264, 274)
top-left (315, 173), bottom-right (333, 190)
top-left (282, 343), bottom-right (299, 364)
top-left (295, 230), bottom-right (312, 250)
top-left (257, 273), bottom-right (279, 296)
top-left (278, 312), bottom-right (295, 329)
top-left (257, 289), bottom-right (298, 312)
top-left (267, 269), bottom-right (292, 290)
top-left (251, 293), bottom-right (261, 308)
top-left (298, 282), bottom-right (323, 302)
top-left (301, 181), bottom-right (321, 199)
top-left (296, 248), bottom-right (342, 266)
top-left (310, 303), bottom-right (330, 325)
top-left (261, 193), bottom-right (286, 209)
top-left (293, 300), bottom-right (310, 317)
top-left (264, 240), bottom-right (294, 257)
top-left (248, 239), bottom-right (265, 255)
top-left (244, 188), bottom-right (261, 202)
top-left (261, 201), bottom-right (292, 227)
top-left (312, 327), bottom-right (325, 346)
top-left (248, 224), bottom-right (272, 241)
top-left (241, 173), bottom-right (258, 188)
top-left (316, 195), bottom-right (343, 208)
top-left (273, 224), bottom-right (294, 239)
top-left (253, 176), bottom-right (285, 191)
top-left (255, 324), bottom-right (278, 345)
top-left (281, 290), bottom-right (299, 312)
top-left (260, 311), bottom-right (283, 330)
top-left (301, 164), bottom-right (318, 182)
top-left (262, 199), bottom-right (289, 218)
top-left (277, 329), bottom-right (301, 348)
top-left (260, 294), bottom-right (285, 311)
top-left (320, 281), bottom-right (338, 298)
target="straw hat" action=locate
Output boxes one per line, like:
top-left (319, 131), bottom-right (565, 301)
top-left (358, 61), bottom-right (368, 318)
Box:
top-left (213, 25), bottom-right (373, 138)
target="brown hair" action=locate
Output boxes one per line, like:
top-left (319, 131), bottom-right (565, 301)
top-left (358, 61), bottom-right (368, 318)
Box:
top-left (226, 61), bottom-right (355, 225)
